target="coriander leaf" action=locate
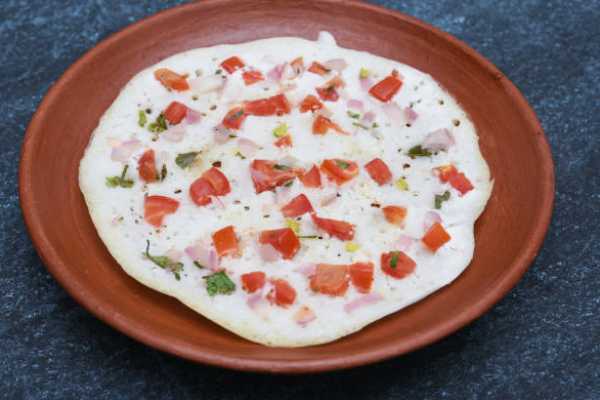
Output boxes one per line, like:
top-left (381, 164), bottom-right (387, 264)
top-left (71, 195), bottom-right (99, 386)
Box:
top-left (106, 165), bottom-right (134, 188)
top-left (234, 151), bottom-right (246, 160)
top-left (283, 179), bottom-right (294, 187)
top-left (160, 164), bottom-right (167, 181)
top-left (407, 145), bottom-right (432, 159)
top-left (359, 67), bottom-right (370, 79)
top-left (335, 160), bottom-right (350, 169)
top-left (347, 110), bottom-right (361, 119)
top-left (148, 113), bottom-right (168, 133)
top-left (175, 151), bottom-right (200, 169)
top-left (193, 261), bottom-right (205, 269)
top-left (352, 121), bottom-right (369, 130)
top-left (144, 240), bottom-right (184, 280)
top-left (272, 123), bottom-right (289, 138)
top-left (203, 271), bottom-right (235, 296)
top-left (273, 164), bottom-right (290, 170)
top-left (434, 191), bottom-right (451, 209)
top-left (390, 252), bottom-right (399, 269)
top-left (138, 110), bottom-right (148, 127)
top-left (297, 235), bottom-right (319, 239)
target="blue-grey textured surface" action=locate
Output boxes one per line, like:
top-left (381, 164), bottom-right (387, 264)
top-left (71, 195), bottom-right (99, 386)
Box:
top-left (1, 0), bottom-right (599, 399)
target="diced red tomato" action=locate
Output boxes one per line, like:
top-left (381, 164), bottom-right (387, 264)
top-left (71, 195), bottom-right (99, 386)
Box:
top-left (310, 264), bottom-right (349, 296)
top-left (349, 262), bottom-right (374, 293)
top-left (434, 164), bottom-right (474, 195)
top-left (310, 213), bottom-right (355, 241)
top-left (364, 158), bottom-right (392, 185)
top-left (433, 164), bottom-right (458, 183)
top-left (320, 159), bottom-right (359, 185)
top-left (241, 271), bottom-right (266, 293)
top-left (189, 167), bottom-right (231, 206)
top-left (281, 194), bottom-right (313, 217)
top-left (422, 222), bottom-right (451, 251)
top-left (202, 167), bottom-right (231, 196)
top-left (369, 70), bottom-right (402, 102)
top-left (316, 76), bottom-right (344, 102)
top-left (299, 165), bottom-right (322, 188)
top-left (244, 94), bottom-right (291, 116)
top-left (163, 101), bottom-right (188, 125)
top-left (144, 195), bottom-right (179, 227)
top-left (274, 135), bottom-right (292, 148)
top-left (308, 62), bottom-right (330, 76)
top-left (212, 225), bottom-right (239, 257)
top-left (222, 107), bottom-right (247, 130)
top-left (312, 115), bottom-right (345, 135)
top-left (249, 160), bottom-right (302, 193)
top-left (381, 251), bottom-right (416, 279)
top-left (382, 206), bottom-right (407, 226)
top-left (299, 95), bottom-right (324, 113)
top-left (267, 279), bottom-right (296, 307)
top-left (189, 177), bottom-right (214, 206)
top-left (220, 56), bottom-right (245, 74)
top-left (153, 68), bottom-right (189, 91)
top-left (137, 149), bottom-right (157, 183)
top-left (449, 172), bottom-right (474, 195)
top-left (259, 228), bottom-right (301, 259)
top-left (242, 70), bottom-right (264, 85)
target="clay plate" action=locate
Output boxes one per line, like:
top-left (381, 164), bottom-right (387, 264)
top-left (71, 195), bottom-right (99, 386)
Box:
top-left (19, 0), bottom-right (554, 373)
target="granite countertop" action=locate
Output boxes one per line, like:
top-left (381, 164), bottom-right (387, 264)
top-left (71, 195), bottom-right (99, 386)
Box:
top-left (1, 0), bottom-right (598, 399)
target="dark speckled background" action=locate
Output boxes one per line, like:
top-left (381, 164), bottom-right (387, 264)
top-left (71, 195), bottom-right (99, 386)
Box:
top-left (2, 0), bottom-right (599, 399)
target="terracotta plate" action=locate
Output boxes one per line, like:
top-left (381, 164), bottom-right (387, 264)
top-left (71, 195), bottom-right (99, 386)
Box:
top-left (19, 0), bottom-right (554, 373)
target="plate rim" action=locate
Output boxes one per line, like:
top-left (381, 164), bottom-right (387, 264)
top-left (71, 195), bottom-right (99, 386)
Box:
top-left (19, 0), bottom-right (555, 373)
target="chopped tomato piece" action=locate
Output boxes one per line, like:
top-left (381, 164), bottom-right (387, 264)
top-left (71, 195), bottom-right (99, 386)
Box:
top-left (163, 101), bottom-right (188, 125)
top-left (422, 222), bottom-right (451, 251)
top-left (242, 70), bottom-right (264, 85)
top-left (312, 115), bottom-right (346, 135)
top-left (153, 68), bottom-right (189, 91)
top-left (299, 165), bottom-right (322, 188)
top-left (220, 56), bottom-right (245, 74)
top-left (281, 194), bottom-right (313, 217)
top-left (382, 206), bottom-right (407, 226)
top-left (364, 158), bottom-right (392, 185)
top-left (369, 70), bottom-right (402, 102)
top-left (249, 160), bottom-right (303, 193)
top-left (189, 177), bottom-right (214, 206)
top-left (202, 167), bottom-right (231, 196)
top-left (222, 106), bottom-right (247, 130)
top-left (316, 76), bottom-right (344, 102)
top-left (267, 279), bottom-right (296, 307)
top-left (212, 225), bottom-right (239, 257)
top-left (311, 213), bottom-right (355, 241)
top-left (137, 149), bottom-right (157, 183)
top-left (381, 251), bottom-right (416, 279)
top-left (274, 135), bottom-right (292, 148)
top-left (259, 228), bottom-right (300, 259)
top-left (144, 195), bottom-right (179, 227)
top-left (449, 172), bottom-right (474, 195)
top-left (433, 164), bottom-right (458, 183)
top-left (241, 271), bottom-right (266, 293)
top-left (349, 262), bottom-right (374, 293)
top-left (308, 61), bottom-right (331, 76)
top-left (320, 159), bottom-right (359, 185)
top-left (310, 264), bottom-right (349, 296)
top-left (299, 95), bottom-right (324, 113)
top-left (244, 94), bottom-right (291, 116)
top-left (189, 167), bottom-right (231, 206)
top-left (434, 164), bottom-right (474, 195)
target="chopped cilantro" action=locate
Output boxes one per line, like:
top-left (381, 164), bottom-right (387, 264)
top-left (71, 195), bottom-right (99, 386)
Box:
top-left (345, 242), bottom-right (360, 252)
top-left (203, 271), bottom-right (235, 296)
top-left (390, 251), bottom-right (399, 269)
top-left (234, 151), bottom-right (246, 160)
top-left (106, 165), bottom-right (134, 188)
top-left (286, 219), bottom-right (300, 234)
top-left (352, 121), bottom-right (369, 130)
top-left (175, 151), bottom-right (200, 169)
top-left (148, 113), bottom-right (167, 133)
top-left (435, 190), bottom-right (451, 209)
top-left (347, 110), bottom-right (361, 119)
top-left (138, 110), bottom-right (147, 127)
top-left (160, 164), bottom-right (167, 181)
top-left (372, 122), bottom-right (379, 128)
top-left (395, 177), bottom-right (409, 191)
top-left (407, 145), bottom-right (432, 158)
top-left (298, 235), bottom-right (319, 239)
top-left (272, 123), bottom-right (289, 138)
top-left (144, 240), bottom-right (183, 280)
top-left (193, 261), bottom-right (205, 269)
top-left (335, 160), bottom-right (350, 169)
top-left (273, 164), bottom-right (290, 170)
top-left (283, 180), bottom-right (294, 187)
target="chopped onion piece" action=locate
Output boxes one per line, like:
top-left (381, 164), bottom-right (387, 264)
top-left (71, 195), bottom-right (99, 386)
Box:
top-left (422, 128), bottom-right (455, 152)
top-left (324, 58), bottom-right (347, 71)
top-left (423, 211), bottom-right (442, 232)
top-left (110, 139), bottom-right (141, 163)
top-left (344, 293), bottom-right (384, 313)
top-left (188, 75), bottom-right (224, 94)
